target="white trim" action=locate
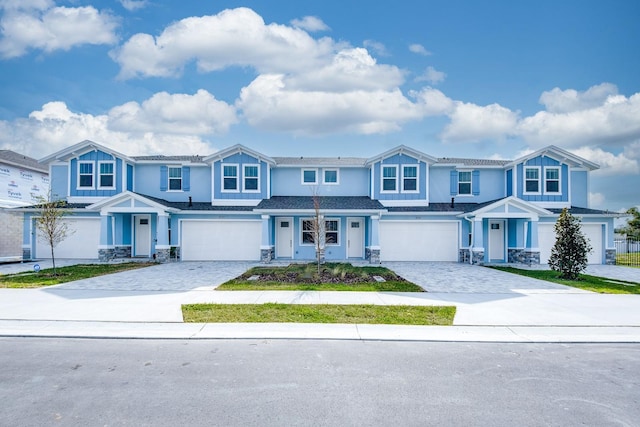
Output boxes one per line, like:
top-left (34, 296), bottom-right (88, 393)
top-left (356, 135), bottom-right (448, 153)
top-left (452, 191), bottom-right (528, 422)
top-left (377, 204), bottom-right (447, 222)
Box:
top-left (221, 163), bottom-right (240, 193)
top-left (211, 199), bottom-right (261, 207)
top-left (97, 160), bottom-right (116, 190)
top-left (457, 169), bottom-right (473, 196)
top-left (543, 166), bottom-right (561, 195)
top-left (370, 167), bottom-right (374, 198)
top-left (301, 168), bottom-right (318, 185)
top-left (68, 196), bottom-right (106, 204)
top-left (322, 168), bottom-right (340, 185)
top-left (380, 164), bottom-right (398, 193)
top-left (531, 201), bottom-right (571, 209)
top-left (167, 165), bottom-right (183, 192)
top-left (523, 165), bottom-right (541, 195)
top-left (242, 163), bottom-right (261, 193)
top-left (379, 199), bottom-right (429, 207)
top-left (401, 164), bottom-right (419, 193)
top-left (299, 217), bottom-right (341, 247)
top-left (266, 164), bottom-right (271, 199)
top-left (77, 160), bottom-right (95, 190)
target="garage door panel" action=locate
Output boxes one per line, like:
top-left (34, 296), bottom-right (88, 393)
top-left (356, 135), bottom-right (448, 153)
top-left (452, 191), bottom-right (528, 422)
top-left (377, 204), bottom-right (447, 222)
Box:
top-left (181, 220), bottom-right (261, 261)
top-left (539, 223), bottom-right (602, 264)
top-left (380, 222), bottom-right (458, 261)
top-left (35, 218), bottom-right (100, 259)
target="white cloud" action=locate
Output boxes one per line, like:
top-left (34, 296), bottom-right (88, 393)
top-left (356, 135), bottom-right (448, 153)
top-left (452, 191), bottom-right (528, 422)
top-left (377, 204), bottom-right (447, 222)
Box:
top-left (409, 43), bottom-right (431, 56)
top-left (589, 192), bottom-right (606, 209)
top-left (363, 40), bottom-right (389, 57)
top-left (0, 3), bottom-right (118, 58)
top-left (0, 92), bottom-right (237, 157)
top-left (441, 102), bottom-right (519, 142)
top-left (571, 146), bottom-right (639, 176)
top-left (119, 0), bottom-right (148, 11)
top-left (290, 15), bottom-right (329, 32)
top-left (410, 87), bottom-right (455, 116)
top-left (111, 7), bottom-right (339, 79)
top-left (539, 83), bottom-right (618, 113)
top-left (415, 66), bottom-right (446, 84)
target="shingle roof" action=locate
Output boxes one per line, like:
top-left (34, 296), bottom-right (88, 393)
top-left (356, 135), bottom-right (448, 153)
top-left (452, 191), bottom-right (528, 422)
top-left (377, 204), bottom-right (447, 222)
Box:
top-left (273, 157), bottom-right (367, 167)
top-left (548, 206), bottom-right (618, 215)
top-left (436, 157), bottom-right (510, 166)
top-left (386, 199), bottom-right (502, 214)
top-left (134, 193), bottom-right (255, 211)
top-left (132, 155), bottom-right (206, 163)
top-left (0, 150), bottom-right (48, 173)
top-left (257, 196), bottom-right (384, 210)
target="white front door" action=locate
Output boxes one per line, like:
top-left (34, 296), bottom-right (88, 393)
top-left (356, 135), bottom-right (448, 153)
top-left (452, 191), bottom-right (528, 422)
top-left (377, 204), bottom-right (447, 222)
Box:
top-left (134, 215), bottom-right (151, 257)
top-left (347, 218), bottom-right (364, 258)
top-left (488, 220), bottom-right (505, 262)
top-left (276, 217), bottom-right (293, 258)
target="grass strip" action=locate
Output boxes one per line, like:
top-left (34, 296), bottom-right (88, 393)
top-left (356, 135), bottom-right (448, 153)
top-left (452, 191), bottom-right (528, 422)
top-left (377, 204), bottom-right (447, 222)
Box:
top-left (217, 281), bottom-right (423, 292)
top-left (182, 303), bottom-right (456, 325)
top-left (615, 253), bottom-right (640, 268)
top-left (0, 262), bottom-right (154, 288)
top-left (490, 266), bottom-right (640, 294)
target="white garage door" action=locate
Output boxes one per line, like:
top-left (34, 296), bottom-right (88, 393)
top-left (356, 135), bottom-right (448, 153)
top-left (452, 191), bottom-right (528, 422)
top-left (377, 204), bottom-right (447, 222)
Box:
top-left (35, 218), bottom-right (101, 259)
top-left (539, 223), bottom-right (603, 264)
top-left (181, 220), bottom-right (261, 261)
top-left (380, 221), bottom-right (459, 261)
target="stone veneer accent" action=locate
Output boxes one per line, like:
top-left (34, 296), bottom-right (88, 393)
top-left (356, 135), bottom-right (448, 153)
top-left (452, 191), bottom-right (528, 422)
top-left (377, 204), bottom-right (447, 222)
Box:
top-left (155, 248), bottom-right (170, 263)
top-left (605, 249), bottom-right (616, 265)
top-left (459, 249), bottom-right (470, 264)
top-left (22, 248), bottom-right (31, 261)
top-left (261, 247), bottom-right (275, 263)
top-left (508, 249), bottom-right (541, 265)
top-left (459, 248), bottom-right (484, 265)
top-left (98, 248), bottom-right (115, 262)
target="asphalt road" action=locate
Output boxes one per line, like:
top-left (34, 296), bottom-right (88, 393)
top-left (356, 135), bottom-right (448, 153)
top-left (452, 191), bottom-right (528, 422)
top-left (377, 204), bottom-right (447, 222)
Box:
top-left (1, 338), bottom-right (638, 426)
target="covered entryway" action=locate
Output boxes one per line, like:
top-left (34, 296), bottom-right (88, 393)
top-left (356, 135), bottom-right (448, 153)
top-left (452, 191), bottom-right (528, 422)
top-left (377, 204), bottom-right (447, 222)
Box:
top-left (134, 215), bottom-right (151, 257)
top-left (181, 219), bottom-right (261, 261)
top-left (35, 217), bottom-right (101, 259)
top-left (539, 223), bottom-right (603, 264)
top-left (379, 221), bottom-right (459, 261)
top-left (347, 217), bottom-right (364, 258)
top-left (275, 217), bottom-right (293, 258)
top-left (488, 220), bottom-right (506, 262)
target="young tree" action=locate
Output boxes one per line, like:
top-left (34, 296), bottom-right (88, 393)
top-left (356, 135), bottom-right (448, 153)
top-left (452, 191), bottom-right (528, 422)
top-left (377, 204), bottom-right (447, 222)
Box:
top-left (311, 191), bottom-right (325, 274)
top-left (548, 208), bottom-right (592, 280)
top-left (34, 194), bottom-right (74, 276)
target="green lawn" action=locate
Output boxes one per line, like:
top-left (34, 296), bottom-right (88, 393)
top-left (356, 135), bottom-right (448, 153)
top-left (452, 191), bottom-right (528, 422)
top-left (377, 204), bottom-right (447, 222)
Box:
top-left (0, 262), bottom-right (154, 288)
top-left (490, 266), bottom-right (640, 294)
top-left (217, 262), bottom-right (424, 292)
top-left (182, 303), bottom-right (456, 325)
top-left (616, 253), bottom-right (640, 268)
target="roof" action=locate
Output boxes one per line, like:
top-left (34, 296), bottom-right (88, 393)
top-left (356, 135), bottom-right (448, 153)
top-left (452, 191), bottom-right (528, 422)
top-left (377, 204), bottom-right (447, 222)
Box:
top-left (436, 157), bottom-right (510, 167)
top-left (39, 140), bottom-right (134, 164)
top-left (548, 206), bottom-right (623, 216)
top-left (0, 150), bottom-right (48, 173)
top-left (273, 157), bottom-right (367, 167)
top-left (506, 145), bottom-right (599, 171)
top-left (134, 193), bottom-right (255, 211)
top-left (132, 155), bottom-right (206, 163)
top-left (256, 196), bottom-right (384, 211)
top-left (386, 199), bottom-right (501, 214)
top-left (365, 145), bottom-right (438, 166)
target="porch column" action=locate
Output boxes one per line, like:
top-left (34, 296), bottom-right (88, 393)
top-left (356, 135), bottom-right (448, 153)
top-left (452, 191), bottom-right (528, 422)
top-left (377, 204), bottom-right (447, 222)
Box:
top-left (155, 213), bottom-right (170, 263)
top-left (471, 218), bottom-right (484, 264)
top-left (368, 215), bottom-right (380, 264)
top-left (98, 213), bottom-right (114, 262)
top-left (260, 215), bottom-right (273, 263)
top-left (525, 218), bottom-right (541, 264)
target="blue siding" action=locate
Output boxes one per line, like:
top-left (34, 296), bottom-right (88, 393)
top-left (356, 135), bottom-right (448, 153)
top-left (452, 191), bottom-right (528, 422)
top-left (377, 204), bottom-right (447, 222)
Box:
top-left (126, 164), bottom-right (133, 191)
top-left (69, 150), bottom-right (122, 198)
top-left (571, 170), bottom-right (588, 207)
top-left (212, 153), bottom-right (268, 200)
top-left (50, 165), bottom-right (68, 200)
top-left (431, 167), bottom-right (505, 203)
top-left (271, 167), bottom-right (369, 196)
top-left (506, 169), bottom-right (513, 197)
top-left (517, 156), bottom-right (569, 203)
top-left (372, 154), bottom-right (427, 201)
top-left (134, 164), bottom-right (210, 202)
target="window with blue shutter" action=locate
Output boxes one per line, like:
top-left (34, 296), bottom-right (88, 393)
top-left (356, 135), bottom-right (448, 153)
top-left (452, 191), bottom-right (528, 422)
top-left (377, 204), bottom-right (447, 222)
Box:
top-left (160, 166), bottom-right (168, 191)
top-left (182, 166), bottom-right (190, 191)
top-left (450, 170), bottom-right (457, 196)
top-left (472, 170), bottom-right (480, 195)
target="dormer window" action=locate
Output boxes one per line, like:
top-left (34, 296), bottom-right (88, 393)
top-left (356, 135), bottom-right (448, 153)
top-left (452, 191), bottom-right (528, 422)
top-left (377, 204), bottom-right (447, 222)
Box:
top-left (78, 161), bottom-right (94, 188)
top-left (524, 167), bottom-right (540, 194)
top-left (381, 165), bottom-right (398, 192)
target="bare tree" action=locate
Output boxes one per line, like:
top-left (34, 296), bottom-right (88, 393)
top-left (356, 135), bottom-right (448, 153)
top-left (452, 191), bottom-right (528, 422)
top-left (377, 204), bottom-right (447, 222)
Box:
top-left (34, 194), bottom-right (74, 276)
top-left (311, 189), bottom-right (325, 274)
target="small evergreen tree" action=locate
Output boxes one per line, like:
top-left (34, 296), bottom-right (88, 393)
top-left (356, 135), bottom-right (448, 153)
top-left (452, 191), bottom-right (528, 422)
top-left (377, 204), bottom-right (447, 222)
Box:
top-left (34, 194), bottom-right (74, 276)
top-left (548, 208), bottom-right (592, 280)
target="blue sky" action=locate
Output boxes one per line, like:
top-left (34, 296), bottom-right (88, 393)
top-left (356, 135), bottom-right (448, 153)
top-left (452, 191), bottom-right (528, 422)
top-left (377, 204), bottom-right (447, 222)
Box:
top-left (0, 0), bottom-right (639, 211)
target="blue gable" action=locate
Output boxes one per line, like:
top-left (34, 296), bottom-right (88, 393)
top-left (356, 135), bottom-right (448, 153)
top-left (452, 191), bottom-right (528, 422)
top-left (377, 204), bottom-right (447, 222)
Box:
top-left (69, 150), bottom-right (122, 198)
top-left (516, 155), bottom-right (569, 203)
top-left (372, 153), bottom-right (428, 202)
top-left (213, 152), bottom-right (268, 201)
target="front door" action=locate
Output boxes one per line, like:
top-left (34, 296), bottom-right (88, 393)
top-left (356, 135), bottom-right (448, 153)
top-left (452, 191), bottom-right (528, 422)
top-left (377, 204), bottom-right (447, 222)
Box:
top-left (276, 217), bottom-right (293, 258)
top-left (134, 215), bottom-right (151, 257)
top-left (488, 220), bottom-right (505, 262)
top-left (347, 218), bottom-right (364, 258)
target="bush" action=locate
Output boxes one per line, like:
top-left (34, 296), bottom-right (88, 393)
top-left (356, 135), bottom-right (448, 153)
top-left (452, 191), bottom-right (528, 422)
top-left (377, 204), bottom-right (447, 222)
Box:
top-left (548, 208), bottom-right (592, 280)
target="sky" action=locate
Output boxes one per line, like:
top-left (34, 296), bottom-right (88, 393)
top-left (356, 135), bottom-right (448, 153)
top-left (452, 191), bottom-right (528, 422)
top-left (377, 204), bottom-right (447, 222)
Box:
top-left (0, 0), bottom-right (639, 211)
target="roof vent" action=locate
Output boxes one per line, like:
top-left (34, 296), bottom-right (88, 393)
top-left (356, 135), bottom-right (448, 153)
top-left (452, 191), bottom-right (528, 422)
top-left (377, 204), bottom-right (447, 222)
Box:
top-left (450, 197), bottom-right (455, 208)
top-left (188, 196), bottom-right (193, 207)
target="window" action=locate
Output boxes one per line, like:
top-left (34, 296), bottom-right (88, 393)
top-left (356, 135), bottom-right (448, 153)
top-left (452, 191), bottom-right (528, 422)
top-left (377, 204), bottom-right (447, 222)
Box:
top-left (302, 169), bottom-right (317, 184)
top-left (98, 162), bottom-right (114, 188)
top-left (458, 171), bottom-right (472, 195)
top-left (524, 167), bottom-right (540, 194)
top-left (545, 167), bottom-right (560, 193)
top-left (323, 169), bottom-right (338, 184)
top-left (222, 165), bottom-right (238, 191)
top-left (78, 161), bottom-right (93, 188)
top-left (168, 167), bottom-right (182, 190)
top-left (402, 165), bottom-right (418, 192)
top-left (381, 165), bottom-right (397, 192)
top-left (301, 218), bottom-right (340, 245)
top-left (243, 165), bottom-right (259, 192)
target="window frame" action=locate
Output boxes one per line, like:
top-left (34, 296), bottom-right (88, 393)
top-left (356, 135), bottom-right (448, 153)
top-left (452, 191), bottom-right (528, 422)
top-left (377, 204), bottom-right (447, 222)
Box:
top-left (300, 217), bottom-right (340, 246)
top-left (381, 165), bottom-right (398, 193)
top-left (523, 166), bottom-right (541, 195)
top-left (301, 168), bottom-right (318, 185)
top-left (221, 163), bottom-right (239, 193)
top-left (167, 166), bottom-right (183, 191)
top-left (77, 161), bottom-right (94, 189)
top-left (457, 170), bottom-right (472, 196)
top-left (544, 166), bottom-right (561, 195)
top-left (97, 161), bottom-right (115, 190)
top-left (322, 168), bottom-right (339, 185)
top-left (242, 164), bottom-right (260, 193)
top-left (401, 164), bottom-right (419, 193)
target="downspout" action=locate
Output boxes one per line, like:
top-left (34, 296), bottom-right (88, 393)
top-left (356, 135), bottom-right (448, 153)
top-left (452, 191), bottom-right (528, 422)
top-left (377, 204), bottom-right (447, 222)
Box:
top-left (464, 216), bottom-right (473, 264)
